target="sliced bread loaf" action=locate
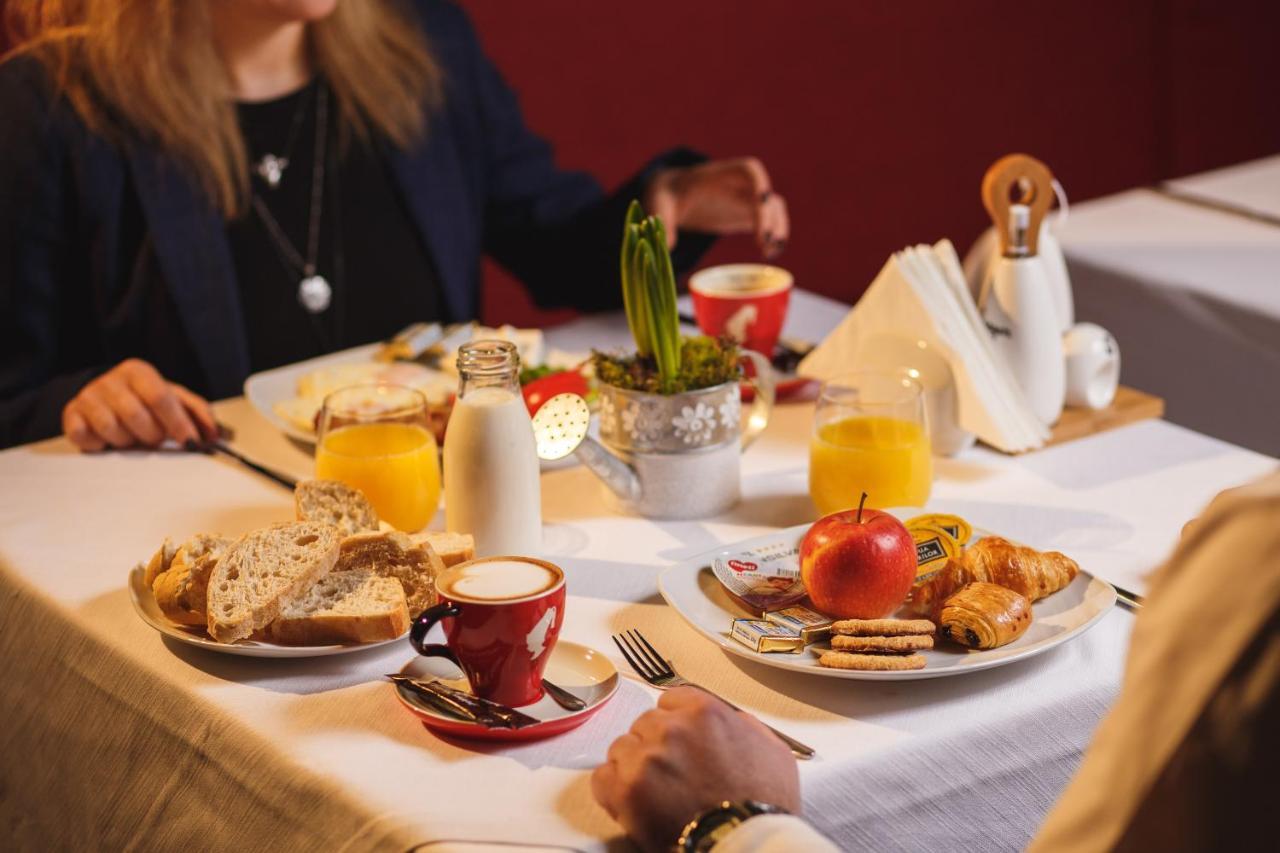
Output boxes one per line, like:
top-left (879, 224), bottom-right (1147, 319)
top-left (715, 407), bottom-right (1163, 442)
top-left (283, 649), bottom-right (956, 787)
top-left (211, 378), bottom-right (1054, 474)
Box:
top-left (295, 479), bottom-right (379, 537)
top-left (153, 533), bottom-right (232, 626)
top-left (335, 531), bottom-right (442, 614)
top-left (206, 521), bottom-right (341, 643)
top-left (409, 531), bottom-right (475, 568)
top-left (264, 570), bottom-right (409, 645)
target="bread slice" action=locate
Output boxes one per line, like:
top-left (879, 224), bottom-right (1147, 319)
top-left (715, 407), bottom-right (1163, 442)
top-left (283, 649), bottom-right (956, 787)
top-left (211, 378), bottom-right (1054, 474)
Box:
top-left (335, 531), bottom-right (442, 614)
top-left (206, 522), bottom-right (341, 643)
top-left (264, 570), bottom-right (409, 645)
top-left (409, 531), bottom-right (475, 568)
top-left (143, 538), bottom-right (178, 588)
top-left (295, 479), bottom-right (379, 537)
top-left (153, 534), bottom-right (232, 627)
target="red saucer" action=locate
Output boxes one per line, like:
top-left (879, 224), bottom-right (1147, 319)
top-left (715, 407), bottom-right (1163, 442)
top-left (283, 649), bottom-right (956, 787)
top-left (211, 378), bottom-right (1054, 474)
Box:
top-left (393, 640), bottom-right (619, 742)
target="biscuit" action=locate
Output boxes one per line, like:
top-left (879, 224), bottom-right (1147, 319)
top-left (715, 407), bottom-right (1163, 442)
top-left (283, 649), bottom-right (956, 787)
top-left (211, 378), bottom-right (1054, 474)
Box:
top-left (818, 651), bottom-right (928, 671)
top-left (830, 633), bottom-right (934, 653)
top-left (831, 618), bottom-right (936, 637)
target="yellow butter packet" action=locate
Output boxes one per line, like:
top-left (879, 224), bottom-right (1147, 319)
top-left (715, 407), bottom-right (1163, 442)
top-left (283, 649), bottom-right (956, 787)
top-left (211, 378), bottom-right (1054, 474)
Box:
top-left (906, 513), bottom-right (973, 547)
top-left (910, 525), bottom-right (961, 582)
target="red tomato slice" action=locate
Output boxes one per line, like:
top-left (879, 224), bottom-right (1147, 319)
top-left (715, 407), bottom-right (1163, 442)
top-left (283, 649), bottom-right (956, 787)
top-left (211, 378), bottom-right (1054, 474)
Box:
top-left (522, 371), bottom-right (589, 415)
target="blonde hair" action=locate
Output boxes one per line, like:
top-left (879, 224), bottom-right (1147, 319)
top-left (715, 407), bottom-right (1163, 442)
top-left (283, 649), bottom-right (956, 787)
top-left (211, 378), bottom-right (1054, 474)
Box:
top-left (3, 0), bottom-right (441, 218)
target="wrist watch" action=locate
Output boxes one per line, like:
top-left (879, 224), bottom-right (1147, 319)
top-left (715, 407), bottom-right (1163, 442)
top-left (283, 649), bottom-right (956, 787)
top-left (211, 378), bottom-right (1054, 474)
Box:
top-left (676, 800), bottom-right (789, 852)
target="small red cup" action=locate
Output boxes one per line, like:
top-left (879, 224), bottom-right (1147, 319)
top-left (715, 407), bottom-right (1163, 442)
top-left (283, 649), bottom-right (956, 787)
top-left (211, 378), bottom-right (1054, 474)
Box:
top-left (689, 264), bottom-right (793, 356)
top-left (411, 556), bottom-right (566, 707)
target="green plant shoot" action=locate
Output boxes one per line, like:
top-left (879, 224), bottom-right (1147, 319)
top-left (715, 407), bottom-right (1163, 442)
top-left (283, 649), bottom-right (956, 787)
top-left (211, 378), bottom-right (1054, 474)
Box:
top-left (620, 200), bottom-right (681, 391)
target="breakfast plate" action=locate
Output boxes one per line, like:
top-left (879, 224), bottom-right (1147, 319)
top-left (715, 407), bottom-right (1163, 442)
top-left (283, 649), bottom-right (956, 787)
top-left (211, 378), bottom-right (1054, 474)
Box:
top-left (243, 343), bottom-right (455, 444)
top-left (393, 641), bottom-right (620, 741)
top-left (128, 565), bottom-right (406, 658)
top-left (658, 510), bottom-right (1117, 681)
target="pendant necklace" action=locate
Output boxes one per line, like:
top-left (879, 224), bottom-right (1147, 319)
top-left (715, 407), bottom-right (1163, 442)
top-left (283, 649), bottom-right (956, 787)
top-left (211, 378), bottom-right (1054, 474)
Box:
top-left (252, 83), bottom-right (312, 189)
top-left (250, 83), bottom-right (333, 314)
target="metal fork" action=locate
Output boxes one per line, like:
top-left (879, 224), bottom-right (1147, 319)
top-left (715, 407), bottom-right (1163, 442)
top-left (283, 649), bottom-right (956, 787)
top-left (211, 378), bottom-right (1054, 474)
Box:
top-left (612, 629), bottom-right (815, 759)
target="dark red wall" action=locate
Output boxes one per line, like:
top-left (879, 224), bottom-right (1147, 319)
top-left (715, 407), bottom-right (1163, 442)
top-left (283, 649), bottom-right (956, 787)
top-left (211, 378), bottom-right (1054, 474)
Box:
top-left (457, 0), bottom-right (1280, 326)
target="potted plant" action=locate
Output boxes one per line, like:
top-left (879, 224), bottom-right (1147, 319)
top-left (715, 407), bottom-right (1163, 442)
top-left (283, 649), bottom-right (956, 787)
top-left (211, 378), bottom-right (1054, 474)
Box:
top-left (587, 201), bottom-right (775, 518)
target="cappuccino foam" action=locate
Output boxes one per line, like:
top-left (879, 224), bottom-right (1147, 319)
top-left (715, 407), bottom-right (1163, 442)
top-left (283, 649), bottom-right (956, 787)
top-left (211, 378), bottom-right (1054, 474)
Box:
top-left (441, 559), bottom-right (559, 602)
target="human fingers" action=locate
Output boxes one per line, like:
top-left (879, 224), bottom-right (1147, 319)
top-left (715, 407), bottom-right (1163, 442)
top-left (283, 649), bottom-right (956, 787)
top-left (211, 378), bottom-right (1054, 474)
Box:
top-left (171, 383), bottom-right (219, 440)
top-left (762, 193), bottom-right (790, 258)
top-left (728, 157), bottom-right (774, 243)
top-left (644, 170), bottom-right (681, 248)
top-left (590, 759), bottom-right (621, 819)
top-left (100, 373), bottom-right (165, 445)
top-left (62, 406), bottom-right (105, 452)
top-left (73, 387), bottom-right (134, 448)
top-left (122, 360), bottom-right (199, 444)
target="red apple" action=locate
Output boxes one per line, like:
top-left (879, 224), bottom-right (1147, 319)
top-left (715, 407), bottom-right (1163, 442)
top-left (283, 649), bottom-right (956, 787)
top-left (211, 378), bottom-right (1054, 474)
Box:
top-left (800, 496), bottom-right (916, 618)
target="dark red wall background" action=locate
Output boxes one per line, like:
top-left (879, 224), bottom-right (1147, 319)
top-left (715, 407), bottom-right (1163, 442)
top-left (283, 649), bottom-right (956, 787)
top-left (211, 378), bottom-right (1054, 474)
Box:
top-left (456, 0), bottom-right (1280, 326)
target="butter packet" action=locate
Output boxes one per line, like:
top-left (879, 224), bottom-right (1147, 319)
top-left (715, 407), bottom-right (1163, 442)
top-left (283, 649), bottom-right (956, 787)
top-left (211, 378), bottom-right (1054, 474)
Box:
top-left (905, 513), bottom-right (973, 547)
top-left (764, 605), bottom-right (833, 644)
top-left (730, 619), bottom-right (806, 654)
top-left (909, 525), bottom-right (961, 584)
top-left (711, 542), bottom-right (806, 614)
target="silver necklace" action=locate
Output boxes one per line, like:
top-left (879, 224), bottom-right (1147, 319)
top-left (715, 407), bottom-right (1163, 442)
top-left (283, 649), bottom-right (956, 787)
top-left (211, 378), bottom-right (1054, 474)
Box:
top-left (250, 84), bottom-right (332, 314)
top-left (252, 84), bottom-right (312, 189)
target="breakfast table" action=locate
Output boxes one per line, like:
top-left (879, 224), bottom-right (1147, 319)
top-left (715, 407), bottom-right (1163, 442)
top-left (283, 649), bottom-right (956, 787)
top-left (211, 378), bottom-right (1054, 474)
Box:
top-left (2, 289), bottom-right (1276, 852)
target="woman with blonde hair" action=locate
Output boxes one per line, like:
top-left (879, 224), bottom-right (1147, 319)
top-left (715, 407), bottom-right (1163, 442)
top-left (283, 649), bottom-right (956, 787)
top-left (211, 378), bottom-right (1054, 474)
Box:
top-left (0, 0), bottom-right (790, 450)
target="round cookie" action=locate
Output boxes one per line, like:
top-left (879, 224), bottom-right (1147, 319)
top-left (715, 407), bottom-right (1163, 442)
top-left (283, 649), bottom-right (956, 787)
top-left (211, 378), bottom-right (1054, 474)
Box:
top-left (818, 651), bottom-right (928, 671)
top-left (830, 618), bottom-right (936, 637)
top-left (830, 633), bottom-right (934, 653)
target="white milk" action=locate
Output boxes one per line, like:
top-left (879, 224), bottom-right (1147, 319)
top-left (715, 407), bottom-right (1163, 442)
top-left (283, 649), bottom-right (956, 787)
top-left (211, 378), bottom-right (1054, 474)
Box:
top-left (443, 560), bottom-right (557, 601)
top-left (444, 386), bottom-right (542, 556)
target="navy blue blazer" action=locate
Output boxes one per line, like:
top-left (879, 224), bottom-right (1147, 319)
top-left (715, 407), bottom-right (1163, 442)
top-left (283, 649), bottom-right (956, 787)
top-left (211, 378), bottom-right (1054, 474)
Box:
top-left (0, 0), bottom-right (708, 448)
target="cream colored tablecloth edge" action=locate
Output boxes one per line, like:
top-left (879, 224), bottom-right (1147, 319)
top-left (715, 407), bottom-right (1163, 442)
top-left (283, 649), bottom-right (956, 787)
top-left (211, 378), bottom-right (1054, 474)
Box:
top-left (0, 558), bottom-right (423, 852)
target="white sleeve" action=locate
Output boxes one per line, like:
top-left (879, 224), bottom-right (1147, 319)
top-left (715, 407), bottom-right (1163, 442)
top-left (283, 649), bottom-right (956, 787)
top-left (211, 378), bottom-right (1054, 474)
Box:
top-left (712, 814), bottom-right (839, 853)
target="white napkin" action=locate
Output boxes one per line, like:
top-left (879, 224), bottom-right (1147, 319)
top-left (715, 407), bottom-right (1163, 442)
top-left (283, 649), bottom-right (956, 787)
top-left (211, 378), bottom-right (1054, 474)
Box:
top-left (797, 240), bottom-right (1047, 453)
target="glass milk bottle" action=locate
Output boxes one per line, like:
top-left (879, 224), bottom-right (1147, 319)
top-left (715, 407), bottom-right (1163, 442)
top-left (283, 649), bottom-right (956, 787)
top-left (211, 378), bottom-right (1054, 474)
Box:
top-left (444, 340), bottom-right (542, 556)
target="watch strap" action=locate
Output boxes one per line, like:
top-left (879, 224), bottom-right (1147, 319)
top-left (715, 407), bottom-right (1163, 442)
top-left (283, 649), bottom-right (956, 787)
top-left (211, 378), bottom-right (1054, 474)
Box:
top-left (677, 800), bottom-right (789, 852)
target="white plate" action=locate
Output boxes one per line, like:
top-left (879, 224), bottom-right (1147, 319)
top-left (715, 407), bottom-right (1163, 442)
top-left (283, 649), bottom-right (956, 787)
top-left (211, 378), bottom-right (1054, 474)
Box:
top-left (128, 564), bottom-right (405, 658)
top-left (243, 343), bottom-right (455, 445)
top-left (658, 510), bottom-right (1117, 681)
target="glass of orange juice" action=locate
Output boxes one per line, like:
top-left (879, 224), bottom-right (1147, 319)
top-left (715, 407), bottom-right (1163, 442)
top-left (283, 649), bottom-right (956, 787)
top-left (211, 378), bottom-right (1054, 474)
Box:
top-left (315, 384), bottom-right (441, 532)
top-left (809, 371), bottom-right (932, 514)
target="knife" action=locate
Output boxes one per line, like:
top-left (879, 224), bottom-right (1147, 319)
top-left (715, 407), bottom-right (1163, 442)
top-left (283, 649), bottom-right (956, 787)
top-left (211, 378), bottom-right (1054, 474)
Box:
top-left (387, 675), bottom-right (541, 729)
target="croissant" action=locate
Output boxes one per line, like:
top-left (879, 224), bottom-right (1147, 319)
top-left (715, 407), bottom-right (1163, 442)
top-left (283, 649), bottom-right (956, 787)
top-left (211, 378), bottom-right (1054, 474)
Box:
top-left (939, 582), bottom-right (1032, 649)
top-left (909, 536), bottom-right (1079, 620)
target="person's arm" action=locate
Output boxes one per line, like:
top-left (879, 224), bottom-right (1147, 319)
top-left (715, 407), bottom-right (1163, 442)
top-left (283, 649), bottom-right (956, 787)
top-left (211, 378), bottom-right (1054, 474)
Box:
top-left (0, 57), bottom-right (215, 451)
top-left (0, 56), bottom-right (98, 448)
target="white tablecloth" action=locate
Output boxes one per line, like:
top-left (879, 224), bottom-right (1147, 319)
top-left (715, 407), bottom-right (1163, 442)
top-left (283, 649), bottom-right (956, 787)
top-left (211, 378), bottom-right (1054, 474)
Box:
top-left (1163, 153), bottom-right (1280, 223)
top-left (2, 292), bottom-right (1276, 851)
top-left (1057, 173), bottom-right (1280, 457)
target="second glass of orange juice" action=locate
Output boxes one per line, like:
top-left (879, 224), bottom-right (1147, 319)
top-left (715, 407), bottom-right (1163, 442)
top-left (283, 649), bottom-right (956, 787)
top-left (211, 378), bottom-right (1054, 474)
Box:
top-left (809, 372), bottom-right (932, 514)
top-left (315, 384), bottom-right (441, 532)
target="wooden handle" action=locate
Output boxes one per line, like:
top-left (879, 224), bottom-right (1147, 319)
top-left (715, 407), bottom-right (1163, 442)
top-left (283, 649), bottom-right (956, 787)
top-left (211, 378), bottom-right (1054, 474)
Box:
top-left (981, 154), bottom-right (1055, 256)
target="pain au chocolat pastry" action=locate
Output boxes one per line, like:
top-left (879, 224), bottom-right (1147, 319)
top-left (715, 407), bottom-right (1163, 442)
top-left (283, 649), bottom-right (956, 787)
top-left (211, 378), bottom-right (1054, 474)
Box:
top-left (909, 536), bottom-right (1079, 620)
top-left (938, 582), bottom-right (1032, 649)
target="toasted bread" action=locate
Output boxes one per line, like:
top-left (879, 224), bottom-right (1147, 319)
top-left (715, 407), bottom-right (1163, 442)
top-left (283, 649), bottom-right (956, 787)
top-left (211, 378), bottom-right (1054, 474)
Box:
top-left (409, 531), bottom-right (475, 568)
top-left (295, 479), bottom-right (379, 537)
top-left (264, 569), bottom-right (409, 645)
top-left (335, 531), bottom-right (442, 614)
top-left (206, 522), bottom-right (341, 643)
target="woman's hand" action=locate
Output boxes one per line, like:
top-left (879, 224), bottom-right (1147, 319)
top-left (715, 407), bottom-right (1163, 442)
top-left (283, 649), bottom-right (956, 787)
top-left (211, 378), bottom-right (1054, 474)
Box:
top-left (643, 157), bottom-right (790, 258)
top-left (591, 686), bottom-right (801, 852)
top-left (62, 359), bottom-right (218, 451)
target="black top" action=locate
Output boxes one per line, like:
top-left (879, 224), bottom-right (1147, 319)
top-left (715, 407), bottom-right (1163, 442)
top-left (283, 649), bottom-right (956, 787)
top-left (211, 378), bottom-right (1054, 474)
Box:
top-left (228, 80), bottom-right (446, 372)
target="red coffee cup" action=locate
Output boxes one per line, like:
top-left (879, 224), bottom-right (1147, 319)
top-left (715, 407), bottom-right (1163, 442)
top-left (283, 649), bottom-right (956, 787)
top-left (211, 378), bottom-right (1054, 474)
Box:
top-left (689, 264), bottom-right (793, 356)
top-left (410, 556), bottom-right (566, 707)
